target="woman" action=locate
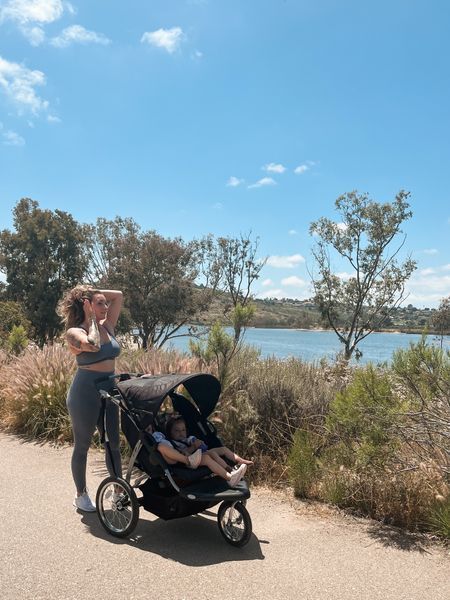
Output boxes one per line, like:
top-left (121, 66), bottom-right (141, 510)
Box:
top-left (58, 285), bottom-right (123, 512)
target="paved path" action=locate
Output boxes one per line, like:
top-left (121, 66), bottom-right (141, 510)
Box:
top-left (0, 432), bottom-right (448, 600)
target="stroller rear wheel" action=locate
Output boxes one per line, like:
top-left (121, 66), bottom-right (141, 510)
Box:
top-left (217, 500), bottom-right (252, 547)
top-left (96, 476), bottom-right (139, 538)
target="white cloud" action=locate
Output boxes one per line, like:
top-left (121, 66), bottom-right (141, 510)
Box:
top-left (266, 254), bottom-right (305, 269)
top-left (0, 56), bottom-right (49, 115)
top-left (25, 25), bottom-right (45, 45)
top-left (419, 268), bottom-right (436, 276)
top-left (141, 27), bottom-right (184, 53)
top-left (404, 263), bottom-right (450, 307)
top-left (294, 161), bottom-right (317, 174)
top-left (2, 128), bottom-right (25, 145)
top-left (0, 0), bottom-right (64, 25)
top-left (262, 278), bottom-right (274, 287)
top-left (264, 162), bottom-right (286, 174)
top-left (212, 202), bottom-right (223, 210)
top-left (51, 25), bottom-right (111, 48)
top-left (257, 288), bottom-right (283, 299)
top-left (281, 276), bottom-right (307, 287)
top-left (288, 229), bottom-right (298, 235)
top-left (423, 248), bottom-right (438, 255)
top-left (248, 177), bottom-right (276, 189)
top-left (47, 113), bottom-right (60, 123)
top-left (226, 176), bottom-right (244, 187)
top-left (0, 0), bottom-right (71, 45)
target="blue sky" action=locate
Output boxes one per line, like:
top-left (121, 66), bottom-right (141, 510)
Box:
top-left (1, 0), bottom-right (449, 307)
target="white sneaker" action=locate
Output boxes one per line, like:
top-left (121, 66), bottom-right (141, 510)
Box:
top-left (187, 449), bottom-right (202, 469)
top-left (229, 464), bottom-right (247, 487)
top-left (73, 491), bottom-right (96, 512)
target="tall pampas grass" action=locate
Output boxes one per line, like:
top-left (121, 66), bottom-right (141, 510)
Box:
top-left (0, 344), bottom-right (76, 442)
top-left (116, 346), bottom-right (206, 377)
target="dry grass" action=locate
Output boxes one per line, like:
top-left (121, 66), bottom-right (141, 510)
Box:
top-left (0, 344), bottom-right (76, 442)
top-left (116, 346), bottom-right (205, 376)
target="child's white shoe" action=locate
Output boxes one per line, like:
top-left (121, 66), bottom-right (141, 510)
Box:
top-left (229, 464), bottom-right (247, 487)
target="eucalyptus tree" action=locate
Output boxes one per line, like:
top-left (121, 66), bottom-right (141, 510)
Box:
top-left (0, 198), bottom-right (89, 345)
top-left (310, 190), bottom-right (417, 360)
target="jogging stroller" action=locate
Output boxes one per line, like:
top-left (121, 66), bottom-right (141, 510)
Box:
top-left (95, 372), bottom-right (252, 547)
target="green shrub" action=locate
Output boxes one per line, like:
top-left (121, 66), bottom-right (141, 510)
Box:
top-left (288, 430), bottom-right (319, 497)
top-left (392, 336), bottom-right (450, 406)
top-left (189, 322), bottom-right (236, 387)
top-left (392, 338), bottom-right (450, 475)
top-left (7, 324), bottom-right (28, 355)
top-left (217, 353), bottom-right (342, 485)
top-left (428, 496), bottom-right (450, 539)
top-left (326, 365), bottom-right (402, 468)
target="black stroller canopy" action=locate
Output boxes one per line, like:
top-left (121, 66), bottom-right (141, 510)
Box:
top-left (116, 372), bottom-right (221, 418)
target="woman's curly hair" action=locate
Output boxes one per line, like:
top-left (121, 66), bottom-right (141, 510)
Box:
top-left (57, 284), bottom-right (101, 330)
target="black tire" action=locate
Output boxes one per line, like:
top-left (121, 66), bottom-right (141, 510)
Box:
top-left (217, 501), bottom-right (252, 547)
top-left (96, 476), bottom-right (139, 538)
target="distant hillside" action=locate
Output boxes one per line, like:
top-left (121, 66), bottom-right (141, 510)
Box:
top-left (199, 294), bottom-right (440, 334)
top-left (254, 298), bottom-right (440, 333)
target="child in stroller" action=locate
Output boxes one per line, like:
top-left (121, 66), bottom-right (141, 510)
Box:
top-left (145, 415), bottom-right (248, 487)
top-left (166, 414), bottom-right (252, 469)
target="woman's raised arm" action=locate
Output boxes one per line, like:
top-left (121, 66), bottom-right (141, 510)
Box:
top-left (101, 289), bottom-right (123, 330)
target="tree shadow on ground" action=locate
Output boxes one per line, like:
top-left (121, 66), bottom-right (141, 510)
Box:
top-left (366, 523), bottom-right (436, 554)
top-left (80, 508), bottom-right (265, 566)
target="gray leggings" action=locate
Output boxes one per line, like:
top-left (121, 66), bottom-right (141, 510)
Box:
top-left (67, 369), bottom-right (122, 494)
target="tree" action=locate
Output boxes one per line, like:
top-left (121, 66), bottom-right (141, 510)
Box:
top-left (216, 233), bottom-right (266, 342)
top-left (309, 190), bottom-right (417, 360)
top-left (432, 296), bottom-right (450, 348)
top-left (0, 199), bottom-right (90, 345)
top-left (0, 300), bottom-right (32, 346)
top-left (87, 217), bottom-right (207, 349)
top-left (190, 233), bottom-right (266, 386)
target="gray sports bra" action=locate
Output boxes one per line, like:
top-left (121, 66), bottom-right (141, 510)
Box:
top-left (76, 328), bottom-right (121, 366)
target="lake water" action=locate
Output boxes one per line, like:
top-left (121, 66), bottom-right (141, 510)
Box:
top-left (167, 327), bottom-right (450, 364)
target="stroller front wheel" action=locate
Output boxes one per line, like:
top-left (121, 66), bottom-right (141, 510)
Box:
top-left (96, 476), bottom-right (139, 538)
top-left (217, 500), bottom-right (252, 547)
